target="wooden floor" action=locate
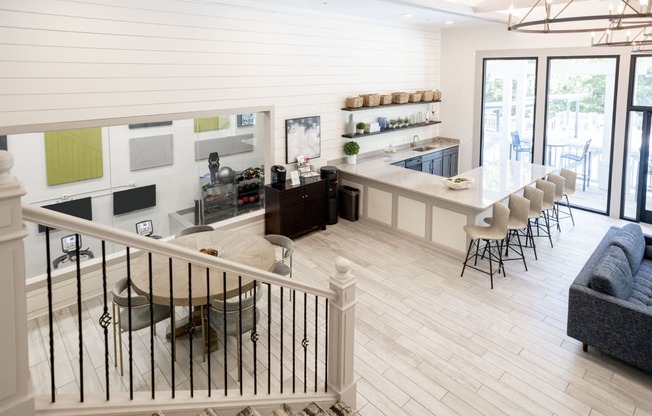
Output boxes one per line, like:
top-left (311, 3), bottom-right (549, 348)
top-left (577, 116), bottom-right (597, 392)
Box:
top-left (27, 209), bottom-right (652, 415)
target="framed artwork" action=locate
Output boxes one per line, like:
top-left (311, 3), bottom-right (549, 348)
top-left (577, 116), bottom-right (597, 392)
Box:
top-left (285, 116), bottom-right (321, 164)
top-left (237, 113), bottom-right (255, 127)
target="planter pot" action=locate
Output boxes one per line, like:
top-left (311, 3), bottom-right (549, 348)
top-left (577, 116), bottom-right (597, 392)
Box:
top-left (345, 155), bottom-right (357, 164)
top-left (356, 129), bottom-right (365, 135)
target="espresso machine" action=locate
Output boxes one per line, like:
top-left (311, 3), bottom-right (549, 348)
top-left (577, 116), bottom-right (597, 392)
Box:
top-left (270, 165), bottom-right (286, 188)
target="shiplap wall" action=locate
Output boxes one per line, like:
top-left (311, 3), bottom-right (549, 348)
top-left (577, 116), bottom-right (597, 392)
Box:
top-left (0, 0), bottom-right (441, 165)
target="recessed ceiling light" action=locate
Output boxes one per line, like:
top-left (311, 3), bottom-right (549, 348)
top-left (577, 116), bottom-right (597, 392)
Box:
top-left (444, 21), bottom-right (454, 25)
top-left (402, 13), bottom-right (413, 18)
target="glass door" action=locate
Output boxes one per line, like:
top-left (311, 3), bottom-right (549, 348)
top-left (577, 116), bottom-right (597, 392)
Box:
top-left (480, 58), bottom-right (537, 166)
top-left (623, 111), bottom-right (652, 222)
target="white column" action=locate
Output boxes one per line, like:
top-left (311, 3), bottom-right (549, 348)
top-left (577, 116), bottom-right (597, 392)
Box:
top-left (0, 150), bottom-right (34, 416)
top-left (327, 257), bottom-right (357, 407)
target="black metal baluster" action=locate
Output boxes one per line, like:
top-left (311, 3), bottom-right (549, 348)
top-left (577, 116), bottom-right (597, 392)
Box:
top-left (292, 288), bottom-right (296, 393)
top-left (206, 267), bottom-right (211, 397)
top-left (314, 295), bottom-right (318, 393)
top-left (148, 253), bottom-right (155, 398)
top-left (168, 258), bottom-right (175, 399)
top-left (223, 272), bottom-right (228, 396)
top-left (325, 298), bottom-right (328, 392)
top-left (238, 276), bottom-right (243, 396)
top-left (187, 263), bottom-right (194, 397)
top-left (45, 228), bottom-right (55, 403)
top-left (267, 283), bottom-right (271, 395)
top-left (280, 285), bottom-right (284, 394)
top-left (75, 233), bottom-right (84, 402)
top-left (127, 247), bottom-right (133, 399)
top-left (252, 280), bottom-right (258, 395)
top-left (303, 292), bottom-right (308, 393)
top-left (100, 241), bottom-right (111, 401)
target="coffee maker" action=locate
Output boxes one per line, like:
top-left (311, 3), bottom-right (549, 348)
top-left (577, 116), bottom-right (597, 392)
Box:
top-left (270, 165), bottom-right (286, 188)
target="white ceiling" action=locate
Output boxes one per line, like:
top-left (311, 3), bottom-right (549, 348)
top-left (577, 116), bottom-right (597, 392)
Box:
top-left (241, 0), bottom-right (508, 27)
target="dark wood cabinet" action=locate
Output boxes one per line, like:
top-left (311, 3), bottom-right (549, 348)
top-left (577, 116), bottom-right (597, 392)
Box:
top-left (264, 180), bottom-right (327, 238)
top-left (443, 147), bottom-right (458, 177)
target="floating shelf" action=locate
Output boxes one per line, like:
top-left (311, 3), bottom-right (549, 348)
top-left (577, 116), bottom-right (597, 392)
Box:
top-left (341, 121), bottom-right (441, 139)
top-left (341, 100), bottom-right (441, 112)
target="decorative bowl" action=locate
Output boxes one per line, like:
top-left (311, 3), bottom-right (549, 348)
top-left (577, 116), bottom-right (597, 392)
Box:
top-left (442, 177), bottom-right (474, 190)
top-left (199, 246), bottom-right (224, 257)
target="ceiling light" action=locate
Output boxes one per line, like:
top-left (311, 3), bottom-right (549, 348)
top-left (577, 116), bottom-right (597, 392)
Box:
top-left (402, 13), bottom-right (413, 18)
top-left (445, 21), bottom-right (454, 24)
top-left (508, 0), bottom-right (652, 34)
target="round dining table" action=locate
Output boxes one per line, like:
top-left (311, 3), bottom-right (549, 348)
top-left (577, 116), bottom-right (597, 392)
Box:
top-left (131, 229), bottom-right (276, 307)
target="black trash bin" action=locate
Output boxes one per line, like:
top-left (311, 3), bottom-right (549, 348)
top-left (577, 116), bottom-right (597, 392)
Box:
top-left (339, 186), bottom-right (360, 222)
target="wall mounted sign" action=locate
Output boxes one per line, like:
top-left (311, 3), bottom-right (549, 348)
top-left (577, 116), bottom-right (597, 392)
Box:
top-left (237, 113), bottom-right (255, 127)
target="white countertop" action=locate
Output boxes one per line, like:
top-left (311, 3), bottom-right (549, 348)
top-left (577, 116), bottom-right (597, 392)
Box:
top-left (334, 144), bottom-right (555, 211)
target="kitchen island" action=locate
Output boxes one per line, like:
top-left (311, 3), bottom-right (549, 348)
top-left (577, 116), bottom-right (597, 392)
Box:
top-left (333, 143), bottom-right (554, 254)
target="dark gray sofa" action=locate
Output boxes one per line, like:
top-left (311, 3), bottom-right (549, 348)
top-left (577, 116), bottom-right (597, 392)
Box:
top-left (567, 224), bottom-right (652, 373)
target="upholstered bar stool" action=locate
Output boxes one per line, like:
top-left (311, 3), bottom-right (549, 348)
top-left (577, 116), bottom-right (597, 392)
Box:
top-left (546, 173), bottom-right (566, 232)
top-left (485, 194), bottom-right (531, 272)
top-left (523, 185), bottom-right (544, 260)
top-left (461, 201), bottom-right (510, 289)
top-left (535, 179), bottom-right (556, 248)
top-left (559, 168), bottom-right (577, 226)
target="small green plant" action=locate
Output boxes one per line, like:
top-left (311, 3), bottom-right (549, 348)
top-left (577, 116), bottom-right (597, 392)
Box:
top-left (343, 141), bottom-right (360, 156)
top-left (356, 122), bottom-right (366, 130)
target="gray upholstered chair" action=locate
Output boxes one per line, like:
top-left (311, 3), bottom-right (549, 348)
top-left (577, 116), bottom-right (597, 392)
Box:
top-left (560, 168), bottom-right (577, 226)
top-left (208, 281), bottom-right (263, 380)
top-left (485, 194), bottom-right (531, 271)
top-left (175, 225), bottom-right (214, 238)
top-left (523, 185), bottom-right (544, 260)
top-left (264, 234), bottom-right (294, 278)
top-left (462, 201), bottom-right (510, 289)
top-left (546, 173), bottom-right (566, 232)
top-left (535, 179), bottom-right (556, 248)
top-left (112, 277), bottom-right (171, 375)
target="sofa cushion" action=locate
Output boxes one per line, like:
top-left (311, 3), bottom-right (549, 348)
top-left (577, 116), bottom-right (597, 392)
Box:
top-left (645, 245), bottom-right (652, 260)
top-left (611, 223), bottom-right (646, 274)
top-left (590, 245), bottom-right (634, 300)
top-left (630, 260), bottom-right (652, 308)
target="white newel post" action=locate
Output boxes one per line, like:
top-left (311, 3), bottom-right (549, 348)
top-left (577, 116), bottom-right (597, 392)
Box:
top-left (327, 257), bottom-right (357, 407)
top-left (0, 151), bottom-right (34, 416)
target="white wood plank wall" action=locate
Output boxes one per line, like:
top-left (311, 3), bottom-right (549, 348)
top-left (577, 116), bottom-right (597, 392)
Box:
top-left (0, 0), bottom-right (441, 164)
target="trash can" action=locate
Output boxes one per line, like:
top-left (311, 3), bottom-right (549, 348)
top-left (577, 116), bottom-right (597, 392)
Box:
top-left (339, 186), bottom-right (360, 222)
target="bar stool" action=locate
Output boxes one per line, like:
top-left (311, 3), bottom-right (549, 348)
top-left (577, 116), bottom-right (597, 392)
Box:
top-left (546, 173), bottom-right (566, 232)
top-left (559, 168), bottom-right (577, 226)
top-left (461, 201), bottom-right (510, 289)
top-left (523, 185), bottom-right (544, 260)
top-left (535, 179), bottom-right (556, 248)
top-left (485, 194), bottom-right (531, 272)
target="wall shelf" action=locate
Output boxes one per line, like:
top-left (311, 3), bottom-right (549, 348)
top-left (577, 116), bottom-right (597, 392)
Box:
top-left (341, 100), bottom-right (441, 112)
top-left (341, 121), bottom-right (441, 139)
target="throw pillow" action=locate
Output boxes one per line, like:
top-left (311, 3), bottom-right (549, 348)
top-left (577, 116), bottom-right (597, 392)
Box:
top-left (590, 245), bottom-right (634, 300)
top-left (611, 223), bottom-right (646, 274)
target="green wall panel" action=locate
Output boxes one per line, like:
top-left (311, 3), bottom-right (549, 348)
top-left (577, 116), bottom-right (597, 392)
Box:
top-left (194, 117), bottom-right (230, 132)
top-left (45, 128), bottom-right (103, 186)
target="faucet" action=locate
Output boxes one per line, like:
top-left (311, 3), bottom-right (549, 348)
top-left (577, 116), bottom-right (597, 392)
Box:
top-left (412, 135), bottom-right (419, 147)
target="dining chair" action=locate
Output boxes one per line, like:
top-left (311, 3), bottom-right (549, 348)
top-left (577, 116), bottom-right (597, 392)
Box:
top-left (535, 179), bottom-right (556, 248)
top-left (461, 201), bottom-right (510, 289)
top-left (546, 173), bottom-right (566, 232)
top-left (484, 194), bottom-right (531, 272)
top-left (175, 225), bottom-right (214, 237)
top-left (207, 281), bottom-right (263, 381)
top-left (264, 234), bottom-right (294, 299)
top-left (511, 131), bottom-right (532, 161)
top-left (559, 168), bottom-right (577, 226)
top-left (112, 277), bottom-right (171, 376)
top-left (560, 139), bottom-right (592, 191)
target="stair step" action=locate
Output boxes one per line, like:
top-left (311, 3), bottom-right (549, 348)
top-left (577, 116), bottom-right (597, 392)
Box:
top-left (149, 400), bottom-right (358, 416)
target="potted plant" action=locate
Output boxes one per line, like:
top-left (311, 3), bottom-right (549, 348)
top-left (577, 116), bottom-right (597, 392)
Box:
top-left (343, 140), bottom-right (360, 164)
top-left (356, 122), bottom-right (366, 135)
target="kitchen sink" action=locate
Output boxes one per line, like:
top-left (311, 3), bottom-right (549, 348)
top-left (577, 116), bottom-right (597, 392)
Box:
top-left (411, 145), bottom-right (439, 152)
